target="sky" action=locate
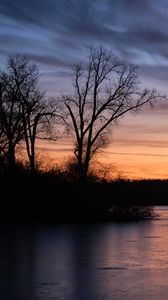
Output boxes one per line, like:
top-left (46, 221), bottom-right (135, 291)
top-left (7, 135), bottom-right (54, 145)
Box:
top-left (1, 0), bottom-right (168, 179)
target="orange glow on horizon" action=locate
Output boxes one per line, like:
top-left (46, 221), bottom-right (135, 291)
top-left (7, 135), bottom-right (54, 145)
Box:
top-left (35, 145), bottom-right (168, 180)
top-left (25, 107), bottom-right (168, 180)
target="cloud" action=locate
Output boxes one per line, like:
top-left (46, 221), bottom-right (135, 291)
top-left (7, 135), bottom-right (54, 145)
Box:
top-left (106, 151), bottom-right (168, 157)
top-left (37, 146), bottom-right (73, 153)
top-left (1, 0), bottom-right (168, 92)
top-left (28, 54), bottom-right (72, 68)
top-left (113, 139), bottom-right (168, 148)
top-left (0, 0), bottom-right (167, 52)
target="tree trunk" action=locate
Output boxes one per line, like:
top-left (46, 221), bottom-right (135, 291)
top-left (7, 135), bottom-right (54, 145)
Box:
top-left (77, 153), bottom-right (90, 182)
top-left (7, 143), bottom-right (16, 173)
top-left (77, 142), bottom-right (84, 181)
top-left (83, 155), bottom-right (90, 181)
top-left (29, 137), bottom-right (36, 174)
top-left (30, 155), bottom-right (35, 174)
top-left (82, 140), bottom-right (92, 181)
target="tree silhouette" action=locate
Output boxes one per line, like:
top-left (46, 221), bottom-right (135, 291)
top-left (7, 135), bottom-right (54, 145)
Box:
top-left (0, 55), bottom-right (35, 171)
top-left (63, 45), bottom-right (163, 181)
top-left (22, 97), bottom-right (60, 173)
top-left (0, 55), bottom-right (60, 173)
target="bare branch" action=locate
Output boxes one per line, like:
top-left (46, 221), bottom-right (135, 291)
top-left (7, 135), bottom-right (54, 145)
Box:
top-left (62, 45), bottom-right (164, 181)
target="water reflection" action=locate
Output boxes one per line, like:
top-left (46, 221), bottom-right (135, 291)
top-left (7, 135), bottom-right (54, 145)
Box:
top-left (0, 208), bottom-right (168, 299)
top-left (0, 225), bottom-right (36, 300)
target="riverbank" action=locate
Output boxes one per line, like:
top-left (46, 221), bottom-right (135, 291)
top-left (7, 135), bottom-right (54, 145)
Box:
top-left (1, 172), bottom-right (167, 222)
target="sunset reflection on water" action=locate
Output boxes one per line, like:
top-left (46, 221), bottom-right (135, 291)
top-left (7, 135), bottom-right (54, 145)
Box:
top-left (0, 207), bottom-right (168, 299)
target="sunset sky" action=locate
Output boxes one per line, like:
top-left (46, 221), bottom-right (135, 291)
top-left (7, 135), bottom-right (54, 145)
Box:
top-left (1, 0), bottom-right (168, 179)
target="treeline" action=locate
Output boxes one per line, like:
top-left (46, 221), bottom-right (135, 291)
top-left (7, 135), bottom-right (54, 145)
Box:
top-left (0, 46), bottom-right (164, 180)
top-left (0, 170), bottom-right (167, 222)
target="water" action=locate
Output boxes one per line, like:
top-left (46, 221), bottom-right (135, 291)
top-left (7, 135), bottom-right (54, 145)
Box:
top-left (1, 207), bottom-right (168, 300)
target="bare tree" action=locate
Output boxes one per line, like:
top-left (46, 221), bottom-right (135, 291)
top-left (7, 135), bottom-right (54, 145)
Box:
top-left (0, 55), bottom-right (36, 171)
top-left (63, 45), bottom-right (163, 181)
top-left (22, 96), bottom-right (61, 173)
top-left (0, 55), bottom-right (61, 173)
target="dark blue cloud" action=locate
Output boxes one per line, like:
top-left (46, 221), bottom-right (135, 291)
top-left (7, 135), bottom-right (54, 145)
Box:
top-left (0, 0), bottom-right (168, 93)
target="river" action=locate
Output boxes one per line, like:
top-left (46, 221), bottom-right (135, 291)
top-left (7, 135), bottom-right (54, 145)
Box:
top-left (0, 207), bottom-right (168, 299)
